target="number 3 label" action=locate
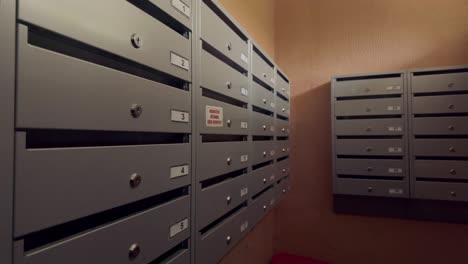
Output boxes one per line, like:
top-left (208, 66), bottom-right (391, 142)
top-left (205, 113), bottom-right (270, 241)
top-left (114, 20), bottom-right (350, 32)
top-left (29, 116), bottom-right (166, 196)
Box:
top-left (171, 110), bottom-right (190, 123)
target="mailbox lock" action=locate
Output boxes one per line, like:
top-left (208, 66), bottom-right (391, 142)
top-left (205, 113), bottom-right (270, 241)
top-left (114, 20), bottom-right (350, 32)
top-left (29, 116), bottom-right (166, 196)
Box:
top-left (128, 243), bottom-right (141, 260)
top-left (130, 34), bottom-right (142, 48)
top-left (449, 147), bottom-right (456, 153)
top-left (282, 148), bottom-right (286, 152)
top-left (227, 120), bottom-right (232, 127)
top-left (367, 167), bottom-right (373, 172)
top-left (282, 108), bottom-right (286, 112)
top-left (366, 127), bottom-right (372, 132)
top-left (263, 125), bottom-right (267, 130)
top-left (263, 205), bottom-right (267, 211)
top-left (226, 196), bottom-right (231, 204)
top-left (367, 187), bottom-right (373, 193)
top-left (448, 125), bottom-right (455, 131)
top-left (226, 82), bottom-right (232, 89)
top-left (130, 104), bottom-right (143, 118)
top-left (263, 73), bottom-right (267, 78)
top-left (282, 169), bottom-right (286, 174)
top-left (227, 157), bottom-right (232, 165)
top-left (226, 236), bottom-right (231, 244)
top-left (263, 98), bottom-right (267, 104)
top-left (263, 151), bottom-right (267, 157)
top-left (448, 104), bottom-right (455, 110)
top-left (450, 169), bottom-right (457, 175)
top-left (282, 189), bottom-right (286, 193)
top-left (448, 83), bottom-right (455, 88)
top-left (226, 42), bottom-right (232, 51)
top-left (282, 128), bottom-right (286, 132)
top-left (364, 88), bottom-right (371, 92)
top-left (450, 191), bottom-right (457, 197)
top-left (129, 173), bottom-right (142, 188)
top-left (263, 178), bottom-right (267, 183)
top-left (366, 147), bottom-right (373, 152)
top-left (366, 107), bottom-right (372, 112)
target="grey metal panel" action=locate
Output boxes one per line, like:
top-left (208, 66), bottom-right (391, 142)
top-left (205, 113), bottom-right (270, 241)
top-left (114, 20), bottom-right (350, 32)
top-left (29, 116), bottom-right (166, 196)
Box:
top-left (197, 206), bottom-right (249, 264)
top-left (249, 164), bottom-right (276, 197)
top-left (335, 159), bottom-right (405, 177)
top-left (335, 178), bottom-right (408, 198)
top-left (334, 77), bottom-right (403, 98)
top-left (19, 0), bottom-right (192, 81)
top-left (276, 140), bottom-right (290, 159)
top-left (251, 111), bottom-right (275, 136)
top-left (197, 173), bottom-right (249, 229)
top-left (16, 26), bottom-right (191, 133)
top-left (335, 118), bottom-right (404, 136)
top-left (335, 139), bottom-right (405, 156)
top-left (276, 158), bottom-right (290, 179)
top-left (14, 132), bottom-right (191, 236)
top-left (413, 117), bottom-right (468, 135)
top-left (198, 141), bottom-right (250, 181)
top-left (161, 246), bottom-right (190, 264)
top-left (411, 71), bottom-right (468, 94)
top-left (248, 188), bottom-right (274, 229)
top-left (252, 140), bottom-right (276, 165)
top-left (200, 49), bottom-right (249, 103)
top-left (200, 1), bottom-right (248, 70)
top-left (275, 96), bottom-right (290, 118)
top-left (413, 139), bottom-right (468, 157)
top-left (150, 0), bottom-right (192, 29)
top-left (412, 94), bottom-right (468, 114)
top-left (276, 119), bottom-right (290, 136)
top-left (335, 97), bottom-right (404, 117)
top-left (414, 160), bottom-right (468, 180)
top-left (16, 195), bottom-right (190, 264)
top-left (275, 73), bottom-right (290, 99)
top-left (414, 182), bottom-right (468, 201)
top-left (0, 0), bottom-right (15, 262)
top-left (251, 81), bottom-right (275, 112)
top-left (252, 50), bottom-right (274, 87)
top-left (198, 96), bottom-right (249, 135)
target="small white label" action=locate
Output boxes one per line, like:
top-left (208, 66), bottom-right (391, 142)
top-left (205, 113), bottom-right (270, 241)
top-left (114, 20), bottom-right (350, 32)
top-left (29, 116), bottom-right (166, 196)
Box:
top-left (240, 221), bottom-right (249, 232)
top-left (241, 122), bottom-right (248, 129)
top-left (240, 187), bottom-right (249, 197)
top-left (241, 53), bottom-right (249, 64)
top-left (170, 52), bottom-right (190, 71)
top-left (386, 85), bottom-right (401, 91)
top-left (270, 150), bottom-right (276, 156)
top-left (270, 126), bottom-right (275, 132)
top-left (240, 155), bottom-right (249, 162)
top-left (389, 188), bottom-right (404, 195)
top-left (241, 88), bottom-right (249, 96)
top-left (387, 105), bottom-right (401, 111)
top-left (271, 77), bottom-right (276, 84)
top-left (270, 199), bottom-right (275, 205)
top-left (206, 105), bottom-right (223, 127)
top-left (388, 147), bottom-right (403, 153)
top-left (170, 218), bottom-right (189, 237)
top-left (171, 0), bottom-right (191, 18)
top-left (171, 110), bottom-right (189, 123)
top-left (388, 168), bottom-right (403, 174)
top-left (170, 165), bottom-right (189, 179)
top-left (270, 102), bottom-right (275, 108)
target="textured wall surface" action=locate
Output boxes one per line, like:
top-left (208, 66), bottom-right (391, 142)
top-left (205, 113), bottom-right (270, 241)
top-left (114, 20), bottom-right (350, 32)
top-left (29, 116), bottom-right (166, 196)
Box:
top-left (217, 0), bottom-right (276, 263)
top-left (273, 0), bottom-right (468, 263)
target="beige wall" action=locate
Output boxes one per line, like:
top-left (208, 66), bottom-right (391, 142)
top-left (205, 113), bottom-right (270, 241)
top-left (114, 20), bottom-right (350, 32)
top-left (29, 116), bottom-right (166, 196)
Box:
top-left (274, 0), bottom-right (468, 264)
top-left (217, 0), bottom-right (276, 263)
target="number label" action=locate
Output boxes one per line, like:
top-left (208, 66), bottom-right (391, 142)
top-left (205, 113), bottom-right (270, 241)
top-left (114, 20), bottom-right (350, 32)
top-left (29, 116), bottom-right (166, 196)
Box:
top-left (170, 218), bottom-right (189, 237)
top-left (171, 0), bottom-right (191, 18)
top-left (171, 110), bottom-right (189, 123)
top-left (170, 165), bottom-right (189, 179)
top-left (170, 52), bottom-right (190, 71)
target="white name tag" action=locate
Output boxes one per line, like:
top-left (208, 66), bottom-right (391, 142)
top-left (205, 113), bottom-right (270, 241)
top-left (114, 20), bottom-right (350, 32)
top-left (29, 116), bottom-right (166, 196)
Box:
top-left (240, 155), bottom-right (248, 162)
top-left (240, 187), bottom-right (249, 197)
top-left (170, 165), bottom-right (189, 179)
top-left (170, 218), bottom-right (189, 237)
top-left (171, 0), bottom-right (191, 18)
top-left (241, 53), bottom-right (249, 64)
top-left (241, 122), bottom-right (248, 129)
top-left (170, 52), bottom-right (190, 71)
top-left (171, 110), bottom-right (189, 123)
top-left (241, 88), bottom-right (249, 96)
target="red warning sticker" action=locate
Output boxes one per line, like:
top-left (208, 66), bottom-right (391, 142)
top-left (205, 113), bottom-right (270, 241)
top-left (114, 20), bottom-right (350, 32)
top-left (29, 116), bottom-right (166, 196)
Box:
top-left (206, 105), bottom-right (223, 127)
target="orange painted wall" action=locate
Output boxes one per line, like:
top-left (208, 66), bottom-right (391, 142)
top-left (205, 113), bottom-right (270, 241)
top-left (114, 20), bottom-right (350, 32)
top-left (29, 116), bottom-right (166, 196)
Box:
top-left (274, 0), bottom-right (468, 264)
top-left (217, 0), bottom-right (276, 263)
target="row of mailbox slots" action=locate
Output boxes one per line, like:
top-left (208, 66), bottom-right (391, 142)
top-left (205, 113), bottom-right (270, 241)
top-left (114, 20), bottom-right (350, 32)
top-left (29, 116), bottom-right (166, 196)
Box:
top-left (14, 173), bottom-right (290, 264)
